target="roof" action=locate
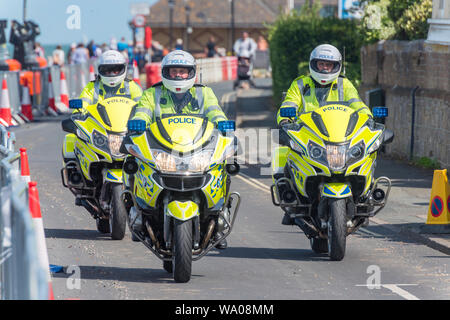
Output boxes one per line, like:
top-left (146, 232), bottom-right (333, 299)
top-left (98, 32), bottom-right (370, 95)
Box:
top-left (146, 0), bottom-right (287, 28)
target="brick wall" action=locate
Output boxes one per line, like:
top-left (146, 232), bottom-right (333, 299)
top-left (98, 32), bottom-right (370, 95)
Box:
top-left (359, 40), bottom-right (450, 169)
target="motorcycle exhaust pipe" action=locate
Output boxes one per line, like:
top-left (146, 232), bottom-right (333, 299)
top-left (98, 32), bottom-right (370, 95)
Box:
top-left (145, 220), bottom-right (160, 250)
top-left (294, 217), bottom-right (319, 238)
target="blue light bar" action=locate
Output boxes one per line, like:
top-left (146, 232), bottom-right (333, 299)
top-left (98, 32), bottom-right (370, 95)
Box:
top-left (127, 119), bottom-right (147, 132)
top-left (280, 107), bottom-right (297, 118)
top-left (218, 120), bottom-right (236, 133)
top-left (372, 107), bottom-right (388, 118)
top-left (69, 99), bottom-right (83, 109)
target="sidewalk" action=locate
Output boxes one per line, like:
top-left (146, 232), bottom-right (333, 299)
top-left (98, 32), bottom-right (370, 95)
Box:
top-left (230, 78), bottom-right (450, 255)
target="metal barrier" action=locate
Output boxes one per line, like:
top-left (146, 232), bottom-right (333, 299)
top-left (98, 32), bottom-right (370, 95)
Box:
top-left (0, 125), bottom-right (48, 299)
top-left (253, 50), bottom-right (271, 70)
top-left (0, 71), bottom-right (22, 119)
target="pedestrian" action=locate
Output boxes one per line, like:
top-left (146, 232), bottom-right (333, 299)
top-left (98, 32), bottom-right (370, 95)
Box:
top-left (67, 42), bottom-right (76, 64)
top-left (71, 43), bottom-right (89, 64)
top-left (233, 31), bottom-right (257, 59)
top-left (205, 36), bottom-right (217, 58)
top-left (52, 45), bottom-right (65, 66)
top-left (34, 42), bottom-right (45, 58)
top-left (257, 35), bottom-right (268, 51)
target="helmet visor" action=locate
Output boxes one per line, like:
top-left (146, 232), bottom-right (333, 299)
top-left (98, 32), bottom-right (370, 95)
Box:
top-left (310, 59), bottom-right (340, 74)
top-left (98, 64), bottom-right (125, 77)
top-left (162, 66), bottom-right (195, 81)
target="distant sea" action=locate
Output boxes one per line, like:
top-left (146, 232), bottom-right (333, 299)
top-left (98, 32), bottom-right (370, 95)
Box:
top-left (6, 43), bottom-right (72, 60)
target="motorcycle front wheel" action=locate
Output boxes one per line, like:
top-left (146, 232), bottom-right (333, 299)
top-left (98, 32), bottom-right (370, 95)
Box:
top-left (327, 198), bottom-right (347, 261)
top-left (173, 219), bottom-right (193, 283)
top-left (109, 184), bottom-right (127, 240)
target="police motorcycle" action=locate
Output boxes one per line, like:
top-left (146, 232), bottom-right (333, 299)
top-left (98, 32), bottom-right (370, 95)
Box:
top-left (61, 97), bottom-right (136, 240)
top-left (120, 115), bottom-right (241, 283)
top-left (271, 104), bottom-right (394, 260)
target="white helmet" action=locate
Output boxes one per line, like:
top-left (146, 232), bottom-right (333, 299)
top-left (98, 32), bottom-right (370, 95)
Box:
top-left (309, 44), bottom-right (342, 85)
top-left (161, 50), bottom-right (196, 93)
top-left (98, 50), bottom-right (127, 87)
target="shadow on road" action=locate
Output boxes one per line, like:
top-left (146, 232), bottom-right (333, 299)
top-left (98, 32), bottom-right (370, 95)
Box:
top-left (51, 265), bottom-right (189, 284)
top-left (45, 228), bottom-right (114, 241)
top-left (208, 246), bottom-right (331, 262)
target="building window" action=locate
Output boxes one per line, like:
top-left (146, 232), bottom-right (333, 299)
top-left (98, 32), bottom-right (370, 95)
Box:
top-left (320, 5), bottom-right (337, 18)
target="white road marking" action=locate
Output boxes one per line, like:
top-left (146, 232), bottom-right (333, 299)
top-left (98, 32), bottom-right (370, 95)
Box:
top-left (356, 284), bottom-right (420, 300)
top-left (236, 172), bottom-right (271, 194)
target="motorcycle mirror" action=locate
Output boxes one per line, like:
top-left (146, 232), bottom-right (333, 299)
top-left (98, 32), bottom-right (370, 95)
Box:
top-left (372, 107), bottom-right (388, 118)
top-left (69, 99), bottom-right (83, 109)
top-left (383, 129), bottom-right (394, 144)
top-left (127, 119), bottom-right (146, 133)
top-left (280, 107), bottom-right (296, 118)
top-left (218, 120), bottom-right (235, 133)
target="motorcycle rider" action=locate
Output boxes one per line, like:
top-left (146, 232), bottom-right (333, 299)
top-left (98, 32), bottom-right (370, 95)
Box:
top-left (276, 44), bottom-right (373, 225)
top-left (79, 50), bottom-right (142, 108)
top-left (129, 49), bottom-right (229, 249)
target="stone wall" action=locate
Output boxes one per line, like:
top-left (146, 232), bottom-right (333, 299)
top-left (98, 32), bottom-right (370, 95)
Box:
top-left (359, 40), bottom-right (450, 169)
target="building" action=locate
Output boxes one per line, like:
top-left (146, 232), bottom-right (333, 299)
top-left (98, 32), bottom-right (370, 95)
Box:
top-left (143, 0), bottom-right (340, 55)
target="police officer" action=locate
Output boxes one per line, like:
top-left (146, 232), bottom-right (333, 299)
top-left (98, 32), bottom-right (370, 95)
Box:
top-left (131, 50), bottom-right (227, 126)
top-left (130, 50), bottom-right (229, 249)
top-left (277, 44), bottom-right (372, 125)
top-left (277, 44), bottom-right (373, 225)
top-left (79, 50), bottom-right (142, 107)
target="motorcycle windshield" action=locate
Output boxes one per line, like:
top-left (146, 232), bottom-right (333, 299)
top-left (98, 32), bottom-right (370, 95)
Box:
top-left (149, 115), bottom-right (215, 153)
top-left (299, 103), bottom-right (370, 143)
top-left (85, 97), bottom-right (136, 133)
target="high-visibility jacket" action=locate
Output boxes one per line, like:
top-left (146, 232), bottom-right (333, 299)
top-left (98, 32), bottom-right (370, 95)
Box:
top-left (277, 75), bottom-right (372, 124)
top-left (79, 79), bottom-right (143, 107)
top-left (131, 82), bottom-right (227, 125)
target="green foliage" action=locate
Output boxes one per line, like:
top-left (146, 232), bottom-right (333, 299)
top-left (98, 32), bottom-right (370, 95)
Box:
top-left (360, 0), bottom-right (432, 43)
top-left (412, 157), bottom-right (441, 170)
top-left (360, 0), bottom-right (396, 43)
top-left (398, 0), bottom-right (433, 40)
top-left (268, 4), bottom-right (364, 105)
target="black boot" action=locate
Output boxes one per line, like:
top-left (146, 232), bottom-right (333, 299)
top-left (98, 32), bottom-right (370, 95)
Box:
top-left (214, 232), bottom-right (228, 250)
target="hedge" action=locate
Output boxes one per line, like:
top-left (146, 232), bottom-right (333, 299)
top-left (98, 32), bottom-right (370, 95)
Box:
top-left (267, 7), bottom-right (364, 106)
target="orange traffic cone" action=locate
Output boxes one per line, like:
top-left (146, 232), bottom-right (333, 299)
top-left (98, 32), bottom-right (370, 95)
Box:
top-left (48, 73), bottom-right (58, 115)
top-left (28, 181), bottom-right (55, 300)
top-left (0, 76), bottom-right (12, 127)
top-left (89, 64), bottom-right (96, 81)
top-left (133, 60), bottom-right (141, 87)
top-left (59, 70), bottom-right (69, 112)
top-left (20, 78), bottom-right (33, 122)
top-left (426, 169), bottom-right (450, 225)
top-left (20, 147), bottom-right (31, 183)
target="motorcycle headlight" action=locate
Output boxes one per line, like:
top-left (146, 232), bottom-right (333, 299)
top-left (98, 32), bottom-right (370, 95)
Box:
top-left (152, 150), bottom-right (177, 173)
top-left (306, 141), bottom-right (327, 165)
top-left (108, 134), bottom-right (124, 157)
top-left (93, 130), bottom-right (107, 149)
top-left (326, 144), bottom-right (348, 171)
top-left (151, 149), bottom-right (213, 173)
top-left (189, 151), bottom-right (213, 173)
top-left (347, 141), bottom-right (365, 165)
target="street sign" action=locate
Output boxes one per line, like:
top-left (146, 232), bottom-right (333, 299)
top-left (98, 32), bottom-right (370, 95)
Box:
top-left (133, 14), bottom-right (146, 28)
top-left (130, 3), bottom-right (150, 16)
top-left (338, 0), bottom-right (364, 19)
top-left (431, 196), bottom-right (444, 217)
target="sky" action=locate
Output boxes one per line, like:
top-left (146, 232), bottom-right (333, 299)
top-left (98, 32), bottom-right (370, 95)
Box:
top-left (1, 0), bottom-right (158, 45)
